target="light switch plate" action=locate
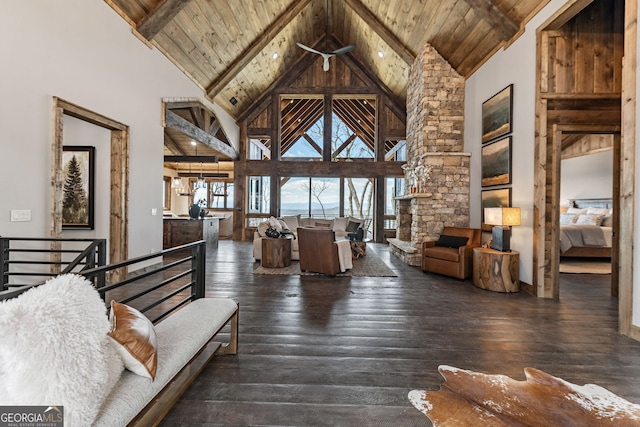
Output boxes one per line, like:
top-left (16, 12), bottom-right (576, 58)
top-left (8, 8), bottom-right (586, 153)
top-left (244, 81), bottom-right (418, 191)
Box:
top-left (11, 209), bottom-right (31, 222)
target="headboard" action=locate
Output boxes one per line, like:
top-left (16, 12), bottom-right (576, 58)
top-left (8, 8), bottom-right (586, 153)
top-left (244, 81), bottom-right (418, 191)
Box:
top-left (569, 198), bottom-right (613, 209)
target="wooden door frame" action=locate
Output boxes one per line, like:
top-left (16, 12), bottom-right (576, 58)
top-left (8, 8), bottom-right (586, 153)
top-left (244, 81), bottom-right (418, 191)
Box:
top-left (51, 97), bottom-right (129, 270)
top-left (533, 0), bottom-right (638, 339)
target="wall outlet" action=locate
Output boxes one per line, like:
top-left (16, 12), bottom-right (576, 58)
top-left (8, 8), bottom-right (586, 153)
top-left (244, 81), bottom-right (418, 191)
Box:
top-left (11, 209), bottom-right (31, 222)
top-left (151, 208), bottom-right (157, 216)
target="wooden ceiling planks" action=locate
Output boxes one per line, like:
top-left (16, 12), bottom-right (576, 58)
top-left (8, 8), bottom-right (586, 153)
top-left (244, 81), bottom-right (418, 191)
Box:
top-left (105, 0), bottom-right (552, 120)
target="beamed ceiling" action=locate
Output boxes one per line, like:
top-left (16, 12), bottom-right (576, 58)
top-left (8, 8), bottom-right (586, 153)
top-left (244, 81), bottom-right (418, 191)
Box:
top-left (105, 0), bottom-right (549, 164)
top-left (106, 0), bottom-right (550, 122)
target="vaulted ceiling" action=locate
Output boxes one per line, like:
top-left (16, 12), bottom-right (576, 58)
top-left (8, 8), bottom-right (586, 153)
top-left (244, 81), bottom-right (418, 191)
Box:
top-left (106, 0), bottom-right (550, 123)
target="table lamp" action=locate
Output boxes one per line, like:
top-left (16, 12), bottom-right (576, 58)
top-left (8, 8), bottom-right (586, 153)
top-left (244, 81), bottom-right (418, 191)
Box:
top-left (484, 207), bottom-right (521, 252)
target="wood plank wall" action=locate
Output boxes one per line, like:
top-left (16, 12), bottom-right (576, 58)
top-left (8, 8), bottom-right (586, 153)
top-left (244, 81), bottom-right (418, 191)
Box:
top-left (535, 0), bottom-right (624, 298)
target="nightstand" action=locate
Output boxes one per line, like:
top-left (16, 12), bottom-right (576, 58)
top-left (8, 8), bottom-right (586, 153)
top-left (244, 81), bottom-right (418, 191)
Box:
top-left (472, 247), bottom-right (520, 292)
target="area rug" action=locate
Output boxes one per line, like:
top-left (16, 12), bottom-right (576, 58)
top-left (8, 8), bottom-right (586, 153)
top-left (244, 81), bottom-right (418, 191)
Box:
top-left (253, 250), bottom-right (397, 277)
top-left (559, 259), bottom-right (611, 274)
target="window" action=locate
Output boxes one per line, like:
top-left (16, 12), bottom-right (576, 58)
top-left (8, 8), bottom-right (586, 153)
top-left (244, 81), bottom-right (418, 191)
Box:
top-left (344, 178), bottom-right (374, 235)
top-left (280, 177), bottom-right (340, 218)
top-left (332, 97), bottom-right (375, 160)
top-left (280, 97), bottom-right (324, 159)
top-left (385, 139), bottom-right (406, 161)
top-left (248, 138), bottom-right (271, 160)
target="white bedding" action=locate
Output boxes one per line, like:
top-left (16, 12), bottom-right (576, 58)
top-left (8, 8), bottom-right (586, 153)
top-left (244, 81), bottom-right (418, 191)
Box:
top-left (559, 225), bottom-right (612, 253)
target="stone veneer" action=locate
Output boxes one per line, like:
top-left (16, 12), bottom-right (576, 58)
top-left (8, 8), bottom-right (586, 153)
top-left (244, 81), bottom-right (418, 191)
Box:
top-left (389, 43), bottom-right (470, 266)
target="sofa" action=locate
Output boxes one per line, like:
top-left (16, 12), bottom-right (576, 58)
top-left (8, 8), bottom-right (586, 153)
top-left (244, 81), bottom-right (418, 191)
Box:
top-left (421, 227), bottom-right (482, 279)
top-left (0, 271), bottom-right (238, 426)
top-left (253, 215), bottom-right (365, 261)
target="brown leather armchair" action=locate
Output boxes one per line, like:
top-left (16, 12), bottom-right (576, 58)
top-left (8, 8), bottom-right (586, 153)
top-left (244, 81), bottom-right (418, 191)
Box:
top-left (297, 227), bottom-right (341, 275)
top-left (422, 227), bottom-right (481, 279)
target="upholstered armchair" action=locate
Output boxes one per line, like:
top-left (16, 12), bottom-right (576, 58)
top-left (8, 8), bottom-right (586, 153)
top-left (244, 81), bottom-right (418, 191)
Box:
top-left (422, 227), bottom-right (481, 279)
top-left (297, 227), bottom-right (342, 275)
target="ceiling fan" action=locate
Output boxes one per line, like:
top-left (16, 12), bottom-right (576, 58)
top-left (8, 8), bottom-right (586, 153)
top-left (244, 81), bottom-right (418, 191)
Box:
top-left (296, 43), bottom-right (356, 71)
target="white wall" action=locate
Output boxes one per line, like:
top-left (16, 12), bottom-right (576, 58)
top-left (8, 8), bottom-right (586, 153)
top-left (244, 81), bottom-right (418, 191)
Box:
top-left (465, 0), bottom-right (580, 285)
top-left (0, 0), bottom-right (238, 261)
top-left (560, 151), bottom-right (614, 206)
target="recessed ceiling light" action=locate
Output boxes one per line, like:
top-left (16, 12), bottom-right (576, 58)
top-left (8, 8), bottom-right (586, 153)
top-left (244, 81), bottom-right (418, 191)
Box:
top-left (191, 141), bottom-right (197, 146)
top-left (272, 52), bottom-right (279, 59)
top-left (378, 51), bottom-right (384, 58)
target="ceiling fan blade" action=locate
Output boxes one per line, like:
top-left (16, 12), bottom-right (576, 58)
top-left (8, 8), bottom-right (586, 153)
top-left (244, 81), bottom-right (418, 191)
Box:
top-left (330, 44), bottom-right (356, 55)
top-left (296, 42), bottom-right (323, 56)
top-left (323, 56), bottom-right (330, 72)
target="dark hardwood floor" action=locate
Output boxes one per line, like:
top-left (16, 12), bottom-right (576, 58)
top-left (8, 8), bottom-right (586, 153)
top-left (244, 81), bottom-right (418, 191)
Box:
top-left (160, 241), bottom-right (640, 426)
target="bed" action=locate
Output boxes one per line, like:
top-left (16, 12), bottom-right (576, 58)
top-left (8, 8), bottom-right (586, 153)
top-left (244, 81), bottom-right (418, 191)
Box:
top-left (559, 198), bottom-right (613, 258)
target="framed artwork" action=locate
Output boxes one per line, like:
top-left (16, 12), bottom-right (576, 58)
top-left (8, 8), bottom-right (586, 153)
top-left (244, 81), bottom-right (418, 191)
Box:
top-left (481, 136), bottom-right (512, 187)
top-left (481, 188), bottom-right (511, 231)
top-left (62, 146), bottom-right (95, 229)
top-left (482, 84), bottom-right (513, 143)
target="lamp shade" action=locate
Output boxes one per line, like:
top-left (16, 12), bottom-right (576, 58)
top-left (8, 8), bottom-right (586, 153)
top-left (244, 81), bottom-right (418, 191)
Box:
top-left (484, 207), bottom-right (521, 226)
top-left (171, 177), bottom-right (184, 190)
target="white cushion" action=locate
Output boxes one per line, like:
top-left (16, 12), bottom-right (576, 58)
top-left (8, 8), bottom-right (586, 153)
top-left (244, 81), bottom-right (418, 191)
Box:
top-left (281, 215), bottom-right (300, 230)
top-left (576, 214), bottom-right (605, 226)
top-left (0, 274), bottom-right (123, 426)
top-left (586, 207), bottom-right (611, 216)
top-left (567, 207), bottom-right (588, 214)
top-left (333, 217), bottom-right (349, 232)
top-left (560, 213), bottom-right (578, 225)
top-left (257, 222), bottom-right (270, 237)
top-left (268, 216), bottom-right (282, 231)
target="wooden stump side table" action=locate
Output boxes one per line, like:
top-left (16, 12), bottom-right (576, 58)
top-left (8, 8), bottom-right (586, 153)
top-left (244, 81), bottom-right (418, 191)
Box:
top-left (472, 248), bottom-right (520, 292)
top-left (261, 237), bottom-right (292, 268)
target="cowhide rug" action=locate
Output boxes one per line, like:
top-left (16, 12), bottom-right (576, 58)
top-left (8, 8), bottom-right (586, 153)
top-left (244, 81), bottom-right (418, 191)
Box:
top-left (409, 365), bottom-right (640, 426)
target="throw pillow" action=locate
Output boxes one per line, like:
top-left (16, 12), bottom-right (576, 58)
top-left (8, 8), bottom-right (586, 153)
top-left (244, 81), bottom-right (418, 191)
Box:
top-left (567, 207), bottom-right (588, 215)
top-left (108, 301), bottom-right (158, 381)
top-left (560, 213), bottom-right (578, 225)
top-left (268, 216), bottom-right (283, 231)
top-left (346, 221), bottom-right (360, 233)
top-left (576, 214), bottom-right (605, 226)
top-left (333, 217), bottom-right (349, 232)
top-left (257, 221), bottom-right (270, 237)
top-left (586, 207), bottom-right (611, 216)
top-left (0, 274), bottom-right (123, 426)
top-left (281, 215), bottom-right (300, 230)
top-left (435, 235), bottom-right (469, 248)
top-left (602, 215), bottom-right (613, 227)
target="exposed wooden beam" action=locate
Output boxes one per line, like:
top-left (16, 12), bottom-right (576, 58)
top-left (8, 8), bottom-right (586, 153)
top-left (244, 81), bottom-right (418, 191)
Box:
top-left (332, 133), bottom-right (358, 158)
top-left (164, 155), bottom-right (219, 163)
top-left (136, 0), bottom-right (193, 40)
top-left (205, 0), bottom-right (313, 98)
top-left (342, 0), bottom-right (415, 65)
top-left (463, 0), bottom-right (520, 41)
top-left (165, 109), bottom-right (238, 159)
top-left (303, 134), bottom-right (323, 155)
top-left (163, 133), bottom-right (186, 155)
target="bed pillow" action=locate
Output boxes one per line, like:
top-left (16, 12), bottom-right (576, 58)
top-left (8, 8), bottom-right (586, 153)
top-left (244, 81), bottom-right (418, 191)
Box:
top-left (587, 207), bottom-right (611, 216)
top-left (108, 301), bottom-right (157, 381)
top-left (567, 207), bottom-right (588, 215)
top-left (560, 213), bottom-right (578, 225)
top-left (576, 214), bottom-right (605, 226)
top-left (333, 217), bottom-right (349, 232)
top-left (435, 235), bottom-right (469, 248)
top-left (0, 274), bottom-right (123, 426)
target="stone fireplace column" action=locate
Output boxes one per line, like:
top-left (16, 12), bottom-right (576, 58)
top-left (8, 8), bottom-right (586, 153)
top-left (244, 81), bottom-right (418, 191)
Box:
top-left (388, 43), bottom-right (470, 266)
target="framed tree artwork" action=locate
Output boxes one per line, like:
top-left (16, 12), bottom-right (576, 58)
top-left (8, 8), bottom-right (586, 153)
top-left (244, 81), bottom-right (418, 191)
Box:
top-left (482, 84), bottom-right (513, 143)
top-left (481, 136), bottom-right (512, 187)
top-left (481, 188), bottom-right (511, 231)
top-left (62, 146), bottom-right (95, 229)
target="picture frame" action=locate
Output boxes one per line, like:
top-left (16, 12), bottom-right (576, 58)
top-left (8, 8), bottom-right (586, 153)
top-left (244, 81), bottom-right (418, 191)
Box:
top-left (481, 188), bottom-right (511, 231)
top-left (482, 84), bottom-right (513, 143)
top-left (62, 146), bottom-right (95, 229)
top-left (481, 136), bottom-right (512, 187)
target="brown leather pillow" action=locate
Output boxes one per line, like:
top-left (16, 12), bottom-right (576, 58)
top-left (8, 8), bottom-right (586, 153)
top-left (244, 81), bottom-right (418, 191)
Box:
top-left (108, 301), bottom-right (157, 380)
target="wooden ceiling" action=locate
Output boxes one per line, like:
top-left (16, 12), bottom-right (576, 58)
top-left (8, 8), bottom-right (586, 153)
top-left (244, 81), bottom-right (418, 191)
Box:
top-left (106, 0), bottom-right (550, 121)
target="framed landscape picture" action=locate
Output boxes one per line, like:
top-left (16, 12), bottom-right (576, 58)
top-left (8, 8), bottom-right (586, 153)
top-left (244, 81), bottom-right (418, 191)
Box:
top-left (62, 146), bottom-right (95, 229)
top-left (481, 136), bottom-right (511, 187)
top-left (482, 84), bottom-right (513, 143)
top-left (481, 188), bottom-right (511, 231)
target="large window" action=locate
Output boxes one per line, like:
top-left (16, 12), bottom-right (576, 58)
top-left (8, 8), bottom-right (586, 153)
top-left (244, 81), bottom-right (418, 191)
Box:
top-left (248, 138), bottom-right (271, 160)
top-left (280, 97), bottom-right (324, 160)
top-left (280, 177), bottom-right (339, 218)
